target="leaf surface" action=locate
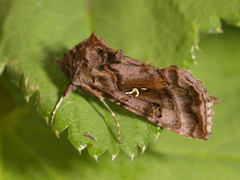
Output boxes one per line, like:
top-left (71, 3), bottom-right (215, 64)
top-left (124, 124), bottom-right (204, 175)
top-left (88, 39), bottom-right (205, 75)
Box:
top-left (0, 0), bottom-right (240, 158)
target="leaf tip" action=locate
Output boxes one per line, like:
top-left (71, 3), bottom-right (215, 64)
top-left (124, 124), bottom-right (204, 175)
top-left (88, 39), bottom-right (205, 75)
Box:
top-left (44, 116), bottom-right (49, 124)
top-left (78, 144), bottom-right (87, 154)
top-left (130, 154), bottom-right (135, 161)
top-left (111, 154), bottom-right (118, 161)
top-left (216, 27), bottom-right (223, 33)
top-left (141, 146), bottom-right (146, 154)
top-left (55, 130), bottom-right (60, 138)
top-left (25, 95), bottom-right (30, 102)
top-left (93, 155), bottom-right (98, 162)
top-left (25, 77), bottom-right (30, 93)
top-left (155, 132), bottom-right (160, 141)
top-left (195, 45), bottom-right (200, 51)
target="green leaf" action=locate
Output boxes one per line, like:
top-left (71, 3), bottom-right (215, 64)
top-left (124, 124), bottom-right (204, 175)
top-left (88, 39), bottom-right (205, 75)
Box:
top-left (1, 23), bottom-right (240, 178)
top-left (0, 18), bottom-right (240, 180)
top-left (0, 0), bottom-right (240, 159)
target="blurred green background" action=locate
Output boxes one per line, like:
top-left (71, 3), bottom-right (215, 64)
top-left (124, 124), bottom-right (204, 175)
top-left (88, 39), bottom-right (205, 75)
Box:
top-left (0, 0), bottom-right (240, 179)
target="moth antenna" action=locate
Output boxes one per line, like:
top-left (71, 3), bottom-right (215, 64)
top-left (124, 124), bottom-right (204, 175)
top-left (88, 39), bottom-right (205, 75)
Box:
top-left (100, 98), bottom-right (122, 144)
top-left (50, 82), bottom-right (73, 125)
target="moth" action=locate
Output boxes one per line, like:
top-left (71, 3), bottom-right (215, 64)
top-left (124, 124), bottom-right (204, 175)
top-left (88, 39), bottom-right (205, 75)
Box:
top-left (51, 32), bottom-right (220, 144)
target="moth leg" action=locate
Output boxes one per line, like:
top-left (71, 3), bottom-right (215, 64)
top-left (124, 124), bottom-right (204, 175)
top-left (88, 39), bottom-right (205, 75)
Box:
top-left (99, 98), bottom-right (122, 144)
top-left (50, 82), bottom-right (73, 125)
top-left (80, 84), bottom-right (122, 144)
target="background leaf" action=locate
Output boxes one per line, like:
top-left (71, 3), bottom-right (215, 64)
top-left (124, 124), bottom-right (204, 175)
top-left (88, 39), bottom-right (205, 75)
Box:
top-left (0, 0), bottom-right (240, 164)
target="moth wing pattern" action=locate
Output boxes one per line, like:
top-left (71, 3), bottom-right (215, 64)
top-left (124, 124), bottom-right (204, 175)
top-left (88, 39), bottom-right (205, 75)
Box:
top-left (54, 32), bottom-right (219, 143)
top-left (89, 51), bottom-right (214, 140)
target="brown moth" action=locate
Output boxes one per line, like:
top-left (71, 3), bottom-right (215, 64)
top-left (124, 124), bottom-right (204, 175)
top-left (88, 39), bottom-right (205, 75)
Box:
top-left (51, 32), bottom-right (220, 144)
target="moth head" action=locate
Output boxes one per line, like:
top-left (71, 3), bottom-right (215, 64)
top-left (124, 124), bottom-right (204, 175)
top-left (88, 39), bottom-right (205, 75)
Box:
top-left (57, 32), bottom-right (116, 82)
top-left (79, 32), bottom-right (115, 65)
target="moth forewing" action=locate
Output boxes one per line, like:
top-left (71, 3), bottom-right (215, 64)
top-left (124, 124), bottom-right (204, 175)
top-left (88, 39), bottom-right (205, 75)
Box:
top-left (51, 31), bottom-right (219, 144)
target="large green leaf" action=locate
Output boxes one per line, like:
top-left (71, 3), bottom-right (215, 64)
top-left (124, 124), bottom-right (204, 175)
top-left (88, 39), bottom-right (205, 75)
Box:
top-left (0, 24), bottom-right (240, 180)
top-left (0, 0), bottom-right (240, 159)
